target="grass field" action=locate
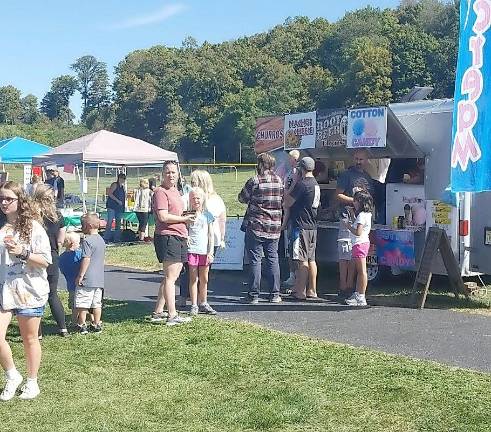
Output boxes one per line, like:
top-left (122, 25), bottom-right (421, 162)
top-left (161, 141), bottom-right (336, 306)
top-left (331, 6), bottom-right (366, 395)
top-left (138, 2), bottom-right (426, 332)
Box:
top-left (1, 299), bottom-right (490, 432)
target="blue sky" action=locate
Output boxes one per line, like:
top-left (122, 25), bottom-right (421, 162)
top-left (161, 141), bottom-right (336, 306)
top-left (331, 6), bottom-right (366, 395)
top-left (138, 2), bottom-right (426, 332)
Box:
top-left (1, 0), bottom-right (399, 120)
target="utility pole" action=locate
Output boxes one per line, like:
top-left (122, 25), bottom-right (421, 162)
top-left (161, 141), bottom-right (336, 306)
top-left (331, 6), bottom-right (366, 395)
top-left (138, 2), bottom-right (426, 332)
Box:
top-left (239, 142), bottom-right (242, 164)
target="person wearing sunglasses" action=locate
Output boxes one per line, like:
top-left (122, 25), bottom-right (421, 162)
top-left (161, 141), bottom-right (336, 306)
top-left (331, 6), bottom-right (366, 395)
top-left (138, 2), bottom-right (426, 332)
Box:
top-left (0, 182), bottom-right (52, 401)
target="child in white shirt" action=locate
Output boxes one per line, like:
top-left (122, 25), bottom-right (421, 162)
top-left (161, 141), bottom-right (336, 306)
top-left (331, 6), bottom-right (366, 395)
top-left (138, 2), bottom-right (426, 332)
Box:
top-left (187, 187), bottom-right (216, 316)
top-left (342, 190), bottom-right (373, 306)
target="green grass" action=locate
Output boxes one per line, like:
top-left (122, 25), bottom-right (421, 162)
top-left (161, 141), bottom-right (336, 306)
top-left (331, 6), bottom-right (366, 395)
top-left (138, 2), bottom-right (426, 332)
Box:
top-left (106, 242), bottom-right (161, 271)
top-left (1, 299), bottom-right (490, 431)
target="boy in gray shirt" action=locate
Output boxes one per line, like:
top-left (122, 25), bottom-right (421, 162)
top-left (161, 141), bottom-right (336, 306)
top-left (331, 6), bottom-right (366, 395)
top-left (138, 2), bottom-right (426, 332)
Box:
top-left (75, 213), bottom-right (106, 334)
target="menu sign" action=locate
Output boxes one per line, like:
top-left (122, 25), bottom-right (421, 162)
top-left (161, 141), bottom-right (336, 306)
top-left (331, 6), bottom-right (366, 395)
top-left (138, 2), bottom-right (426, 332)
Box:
top-left (347, 106), bottom-right (387, 148)
top-left (284, 111), bottom-right (316, 150)
top-left (255, 116), bottom-right (284, 154)
top-left (315, 109), bottom-right (348, 148)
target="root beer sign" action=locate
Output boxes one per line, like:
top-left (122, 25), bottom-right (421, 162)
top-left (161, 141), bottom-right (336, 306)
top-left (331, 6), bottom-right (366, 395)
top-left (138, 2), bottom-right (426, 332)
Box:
top-left (255, 116), bottom-right (284, 154)
top-left (315, 109), bottom-right (348, 148)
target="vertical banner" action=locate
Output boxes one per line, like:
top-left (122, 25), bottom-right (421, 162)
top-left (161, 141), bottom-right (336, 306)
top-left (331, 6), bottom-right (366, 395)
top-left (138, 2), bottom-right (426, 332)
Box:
top-left (23, 164), bottom-right (32, 188)
top-left (315, 109), bottom-right (348, 148)
top-left (284, 111), bottom-right (316, 150)
top-left (451, 0), bottom-right (491, 192)
top-left (255, 116), bottom-right (284, 154)
top-left (346, 107), bottom-right (387, 148)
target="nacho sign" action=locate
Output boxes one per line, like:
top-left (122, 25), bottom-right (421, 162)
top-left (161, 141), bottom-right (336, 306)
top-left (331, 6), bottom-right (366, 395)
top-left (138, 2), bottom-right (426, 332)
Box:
top-left (284, 111), bottom-right (316, 150)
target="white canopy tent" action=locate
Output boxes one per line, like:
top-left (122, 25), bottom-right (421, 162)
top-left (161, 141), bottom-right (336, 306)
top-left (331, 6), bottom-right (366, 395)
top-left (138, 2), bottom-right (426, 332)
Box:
top-left (32, 130), bottom-right (178, 212)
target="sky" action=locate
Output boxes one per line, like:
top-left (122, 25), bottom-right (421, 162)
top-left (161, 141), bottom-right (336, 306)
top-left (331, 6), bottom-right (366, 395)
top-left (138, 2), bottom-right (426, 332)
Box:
top-left (1, 0), bottom-right (399, 120)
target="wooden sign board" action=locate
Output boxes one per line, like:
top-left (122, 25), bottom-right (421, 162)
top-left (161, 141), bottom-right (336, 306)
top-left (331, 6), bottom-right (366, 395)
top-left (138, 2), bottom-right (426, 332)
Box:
top-left (412, 227), bottom-right (467, 309)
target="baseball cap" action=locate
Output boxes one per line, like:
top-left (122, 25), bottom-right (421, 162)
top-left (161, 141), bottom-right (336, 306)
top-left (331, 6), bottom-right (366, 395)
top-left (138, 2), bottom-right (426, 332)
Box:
top-left (299, 156), bottom-right (315, 172)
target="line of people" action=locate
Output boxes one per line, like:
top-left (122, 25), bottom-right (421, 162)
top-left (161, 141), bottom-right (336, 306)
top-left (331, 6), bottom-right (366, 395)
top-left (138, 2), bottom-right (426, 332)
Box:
top-left (238, 150), bottom-right (373, 306)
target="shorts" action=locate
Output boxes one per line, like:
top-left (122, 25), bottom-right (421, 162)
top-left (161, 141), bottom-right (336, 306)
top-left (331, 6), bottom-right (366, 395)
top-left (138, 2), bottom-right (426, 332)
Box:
top-left (188, 253), bottom-right (210, 267)
top-left (75, 287), bottom-right (103, 309)
top-left (154, 234), bottom-right (188, 264)
top-left (291, 228), bottom-right (317, 262)
top-left (337, 239), bottom-right (352, 261)
top-left (352, 242), bottom-right (370, 259)
top-left (12, 306), bottom-right (45, 318)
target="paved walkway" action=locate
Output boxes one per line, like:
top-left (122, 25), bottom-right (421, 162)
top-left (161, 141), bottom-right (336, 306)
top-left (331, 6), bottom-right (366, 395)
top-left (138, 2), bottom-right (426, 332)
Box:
top-left (99, 266), bottom-right (491, 373)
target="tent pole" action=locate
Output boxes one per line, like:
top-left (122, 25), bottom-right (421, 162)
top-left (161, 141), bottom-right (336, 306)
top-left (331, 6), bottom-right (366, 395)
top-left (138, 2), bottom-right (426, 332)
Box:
top-left (82, 163), bottom-right (87, 214)
top-left (94, 164), bottom-right (100, 213)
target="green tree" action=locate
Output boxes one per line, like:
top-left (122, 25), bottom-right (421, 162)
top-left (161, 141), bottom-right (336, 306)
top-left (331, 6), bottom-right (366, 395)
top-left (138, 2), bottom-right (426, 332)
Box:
top-left (344, 37), bottom-right (392, 105)
top-left (71, 55), bottom-right (111, 122)
top-left (389, 25), bottom-right (438, 99)
top-left (20, 94), bottom-right (39, 124)
top-left (0, 85), bottom-right (22, 124)
top-left (40, 75), bottom-right (78, 124)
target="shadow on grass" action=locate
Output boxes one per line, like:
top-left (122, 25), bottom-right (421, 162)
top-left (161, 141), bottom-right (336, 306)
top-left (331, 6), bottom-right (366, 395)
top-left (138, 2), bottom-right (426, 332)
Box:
top-left (101, 299), bottom-right (153, 323)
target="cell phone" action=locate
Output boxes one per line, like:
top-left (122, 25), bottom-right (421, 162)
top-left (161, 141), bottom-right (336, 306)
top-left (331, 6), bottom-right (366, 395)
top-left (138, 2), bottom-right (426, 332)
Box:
top-left (183, 210), bottom-right (197, 216)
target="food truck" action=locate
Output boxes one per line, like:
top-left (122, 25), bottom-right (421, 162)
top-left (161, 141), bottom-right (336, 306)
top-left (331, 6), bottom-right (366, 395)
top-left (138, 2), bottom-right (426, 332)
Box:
top-left (256, 99), bottom-right (491, 283)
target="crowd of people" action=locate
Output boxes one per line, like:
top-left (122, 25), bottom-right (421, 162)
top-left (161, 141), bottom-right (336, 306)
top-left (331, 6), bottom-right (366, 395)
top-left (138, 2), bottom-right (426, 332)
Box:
top-left (0, 149), bottom-right (376, 401)
top-left (0, 178), bottom-right (104, 401)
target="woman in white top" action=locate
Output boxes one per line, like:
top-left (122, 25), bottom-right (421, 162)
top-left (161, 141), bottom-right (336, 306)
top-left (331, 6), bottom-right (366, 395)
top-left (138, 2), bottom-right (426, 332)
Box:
top-left (25, 174), bottom-right (42, 196)
top-left (0, 182), bottom-right (51, 401)
top-left (133, 178), bottom-right (153, 241)
top-left (341, 190), bottom-right (373, 307)
top-left (190, 170), bottom-right (226, 253)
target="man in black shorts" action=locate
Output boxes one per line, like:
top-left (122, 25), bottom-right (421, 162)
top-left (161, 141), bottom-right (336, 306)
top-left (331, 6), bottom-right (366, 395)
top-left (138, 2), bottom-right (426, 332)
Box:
top-left (285, 157), bottom-right (321, 300)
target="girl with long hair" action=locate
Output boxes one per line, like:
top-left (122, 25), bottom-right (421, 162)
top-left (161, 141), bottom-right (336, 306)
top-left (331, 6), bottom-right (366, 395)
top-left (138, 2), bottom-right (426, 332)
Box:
top-left (31, 184), bottom-right (68, 336)
top-left (342, 190), bottom-right (374, 307)
top-left (187, 187), bottom-right (216, 315)
top-left (133, 178), bottom-right (153, 241)
top-left (190, 170), bottom-right (226, 252)
top-left (0, 181), bottom-right (51, 400)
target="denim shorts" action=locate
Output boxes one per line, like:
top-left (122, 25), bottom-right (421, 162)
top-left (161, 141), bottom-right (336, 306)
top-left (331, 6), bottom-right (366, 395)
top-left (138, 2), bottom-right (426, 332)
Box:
top-left (14, 306), bottom-right (45, 317)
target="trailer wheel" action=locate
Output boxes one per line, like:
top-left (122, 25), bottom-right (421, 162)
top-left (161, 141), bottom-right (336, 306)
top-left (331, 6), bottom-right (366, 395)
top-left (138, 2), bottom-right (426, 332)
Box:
top-left (367, 264), bottom-right (380, 282)
top-left (367, 264), bottom-right (389, 285)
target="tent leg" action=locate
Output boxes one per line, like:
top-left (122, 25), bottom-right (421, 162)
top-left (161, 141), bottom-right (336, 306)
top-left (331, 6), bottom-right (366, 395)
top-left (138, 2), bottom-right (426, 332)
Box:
top-left (94, 164), bottom-right (100, 213)
top-left (82, 163), bottom-right (87, 214)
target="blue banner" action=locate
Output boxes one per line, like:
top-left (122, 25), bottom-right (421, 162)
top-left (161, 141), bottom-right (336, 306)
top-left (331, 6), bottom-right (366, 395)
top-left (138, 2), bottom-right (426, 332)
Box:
top-left (451, 0), bottom-right (491, 192)
top-left (375, 229), bottom-right (415, 268)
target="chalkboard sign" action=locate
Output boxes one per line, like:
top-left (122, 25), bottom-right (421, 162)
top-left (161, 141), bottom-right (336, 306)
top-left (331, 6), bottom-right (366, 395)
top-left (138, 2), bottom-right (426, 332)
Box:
top-left (213, 218), bottom-right (245, 270)
top-left (412, 227), bottom-right (467, 308)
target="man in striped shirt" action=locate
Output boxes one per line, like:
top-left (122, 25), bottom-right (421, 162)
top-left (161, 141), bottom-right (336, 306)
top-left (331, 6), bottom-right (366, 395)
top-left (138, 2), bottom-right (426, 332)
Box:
top-left (239, 153), bottom-right (284, 304)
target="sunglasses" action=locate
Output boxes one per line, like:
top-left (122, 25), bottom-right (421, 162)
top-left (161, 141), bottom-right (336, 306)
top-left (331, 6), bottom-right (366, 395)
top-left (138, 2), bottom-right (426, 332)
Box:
top-left (0, 197), bottom-right (18, 204)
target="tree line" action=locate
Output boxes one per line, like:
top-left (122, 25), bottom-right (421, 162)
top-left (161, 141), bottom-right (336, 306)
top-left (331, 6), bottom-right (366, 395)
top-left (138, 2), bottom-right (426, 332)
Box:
top-left (0, 0), bottom-right (459, 160)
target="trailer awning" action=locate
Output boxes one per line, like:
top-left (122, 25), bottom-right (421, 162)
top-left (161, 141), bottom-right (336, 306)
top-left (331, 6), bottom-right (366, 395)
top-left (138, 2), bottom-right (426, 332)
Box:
top-left (306, 107), bottom-right (424, 160)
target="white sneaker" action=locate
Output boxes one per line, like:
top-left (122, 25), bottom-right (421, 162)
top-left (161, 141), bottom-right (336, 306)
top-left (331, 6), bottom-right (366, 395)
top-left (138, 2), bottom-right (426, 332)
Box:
top-left (166, 315), bottom-right (192, 326)
top-left (19, 381), bottom-right (40, 400)
top-left (282, 275), bottom-right (295, 287)
top-left (345, 293), bottom-right (367, 306)
top-left (0, 373), bottom-right (23, 401)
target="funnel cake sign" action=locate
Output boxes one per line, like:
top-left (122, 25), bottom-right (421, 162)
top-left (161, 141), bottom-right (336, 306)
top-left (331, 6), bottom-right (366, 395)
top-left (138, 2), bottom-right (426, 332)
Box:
top-left (451, 0), bottom-right (491, 192)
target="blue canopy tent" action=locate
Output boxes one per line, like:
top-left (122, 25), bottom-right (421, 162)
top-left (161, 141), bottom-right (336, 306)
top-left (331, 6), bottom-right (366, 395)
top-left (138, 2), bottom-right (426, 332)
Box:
top-left (0, 137), bottom-right (50, 164)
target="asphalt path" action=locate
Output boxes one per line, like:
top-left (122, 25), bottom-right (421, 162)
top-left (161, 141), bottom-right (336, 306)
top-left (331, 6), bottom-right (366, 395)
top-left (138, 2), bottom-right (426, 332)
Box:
top-left (72, 266), bottom-right (491, 373)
